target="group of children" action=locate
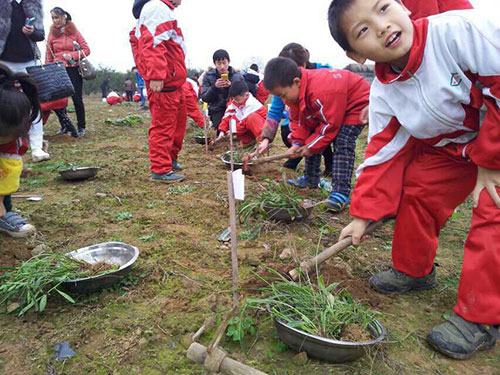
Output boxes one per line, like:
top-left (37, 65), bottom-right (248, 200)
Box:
top-left (1, 0), bottom-right (498, 361)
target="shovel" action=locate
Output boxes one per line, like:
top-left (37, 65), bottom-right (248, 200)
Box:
top-left (242, 152), bottom-right (291, 172)
top-left (288, 219), bottom-right (390, 280)
top-left (11, 195), bottom-right (43, 202)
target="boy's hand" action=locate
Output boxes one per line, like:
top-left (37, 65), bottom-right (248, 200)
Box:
top-left (216, 131), bottom-right (226, 141)
top-left (472, 166), bottom-right (500, 208)
top-left (339, 218), bottom-right (370, 246)
top-left (286, 144), bottom-right (302, 158)
top-left (257, 139), bottom-right (270, 155)
top-left (150, 80), bottom-right (164, 92)
top-left (22, 25), bottom-right (34, 35)
top-left (215, 79), bottom-right (231, 88)
top-left (299, 146), bottom-right (313, 157)
top-left (360, 106), bottom-right (369, 125)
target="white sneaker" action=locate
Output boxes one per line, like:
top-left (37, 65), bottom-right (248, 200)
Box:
top-left (0, 212), bottom-right (36, 238)
top-left (31, 148), bottom-right (50, 162)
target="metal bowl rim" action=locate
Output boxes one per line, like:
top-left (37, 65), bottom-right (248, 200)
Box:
top-left (59, 166), bottom-right (99, 173)
top-left (64, 241), bottom-right (139, 283)
top-left (220, 151), bottom-right (251, 166)
top-left (275, 318), bottom-right (386, 346)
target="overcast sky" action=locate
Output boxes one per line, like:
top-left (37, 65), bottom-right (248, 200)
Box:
top-left (40, 0), bottom-right (498, 73)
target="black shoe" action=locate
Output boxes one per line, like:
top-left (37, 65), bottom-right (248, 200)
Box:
top-left (427, 314), bottom-right (498, 360)
top-left (77, 128), bottom-right (86, 137)
top-left (55, 126), bottom-right (67, 135)
top-left (369, 266), bottom-right (438, 294)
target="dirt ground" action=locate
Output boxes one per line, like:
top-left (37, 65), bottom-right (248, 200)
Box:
top-left (0, 97), bottom-right (499, 375)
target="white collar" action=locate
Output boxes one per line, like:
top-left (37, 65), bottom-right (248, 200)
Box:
top-left (13, 0), bottom-right (23, 4)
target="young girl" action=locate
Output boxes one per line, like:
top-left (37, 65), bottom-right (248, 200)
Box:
top-left (0, 64), bottom-right (38, 237)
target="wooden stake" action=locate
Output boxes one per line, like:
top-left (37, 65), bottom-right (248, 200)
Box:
top-left (203, 103), bottom-right (209, 154)
top-left (227, 171), bottom-right (239, 308)
top-left (187, 342), bottom-right (268, 375)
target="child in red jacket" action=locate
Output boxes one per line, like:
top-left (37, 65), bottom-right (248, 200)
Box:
top-left (216, 81), bottom-right (267, 146)
top-left (0, 64), bottom-right (38, 237)
top-left (131, 0), bottom-right (187, 183)
top-left (182, 78), bottom-right (204, 129)
top-left (263, 57), bottom-right (369, 212)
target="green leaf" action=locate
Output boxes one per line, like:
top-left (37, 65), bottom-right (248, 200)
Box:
top-left (56, 289), bottom-right (75, 303)
top-left (39, 295), bottom-right (47, 312)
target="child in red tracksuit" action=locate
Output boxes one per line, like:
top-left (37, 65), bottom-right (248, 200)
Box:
top-left (131, 0), bottom-right (187, 183)
top-left (263, 57), bottom-right (369, 212)
top-left (216, 81), bottom-right (267, 146)
top-left (0, 64), bottom-right (38, 237)
top-left (329, 0), bottom-right (499, 359)
top-left (182, 78), bottom-right (204, 129)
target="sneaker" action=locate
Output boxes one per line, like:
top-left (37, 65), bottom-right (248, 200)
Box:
top-left (172, 160), bottom-right (183, 171)
top-left (369, 266), bottom-right (438, 294)
top-left (324, 192), bottom-right (349, 212)
top-left (318, 178), bottom-right (332, 192)
top-left (55, 127), bottom-right (67, 135)
top-left (31, 148), bottom-right (50, 162)
top-left (77, 128), bottom-right (86, 137)
top-left (0, 212), bottom-right (36, 238)
top-left (151, 171), bottom-right (184, 183)
top-left (427, 313), bottom-right (498, 360)
top-left (287, 175), bottom-right (317, 189)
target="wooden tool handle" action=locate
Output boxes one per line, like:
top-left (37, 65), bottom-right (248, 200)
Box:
top-left (253, 152), bottom-right (290, 165)
top-left (289, 219), bottom-right (388, 280)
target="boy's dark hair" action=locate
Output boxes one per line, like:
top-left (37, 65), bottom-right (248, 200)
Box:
top-left (213, 49), bottom-right (230, 63)
top-left (249, 63), bottom-right (259, 72)
top-left (328, 0), bottom-right (355, 52)
top-left (0, 64), bottom-right (40, 139)
top-left (279, 43), bottom-right (312, 68)
top-left (229, 81), bottom-right (249, 98)
top-left (263, 57), bottom-right (302, 91)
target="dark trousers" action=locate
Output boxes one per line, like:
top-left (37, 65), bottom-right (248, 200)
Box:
top-left (281, 124), bottom-right (333, 174)
top-left (209, 110), bottom-right (225, 134)
top-left (304, 125), bottom-right (364, 196)
top-left (4, 195), bottom-right (12, 212)
top-left (101, 88), bottom-right (108, 99)
top-left (66, 67), bottom-right (86, 129)
top-left (55, 108), bottom-right (77, 134)
top-left (125, 91), bottom-right (134, 102)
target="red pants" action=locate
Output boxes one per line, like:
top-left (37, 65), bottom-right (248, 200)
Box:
top-left (183, 87), bottom-right (204, 128)
top-left (237, 113), bottom-right (265, 145)
top-left (392, 145), bottom-right (500, 325)
top-left (147, 87), bottom-right (187, 174)
top-left (107, 97), bottom-right (122, 106)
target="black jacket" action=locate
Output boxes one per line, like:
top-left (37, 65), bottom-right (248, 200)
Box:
top-left (201, 66), bottom-right (243, 115)
top-left (243, 72), bottom-right (259, 97)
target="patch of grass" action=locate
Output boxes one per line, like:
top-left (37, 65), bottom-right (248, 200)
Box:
top-left (167, 185), bottom-right (196, 195)
top-left (115, 212), bottom-right (133, 221)
top-left (104, 114), bottom-right (143, 126)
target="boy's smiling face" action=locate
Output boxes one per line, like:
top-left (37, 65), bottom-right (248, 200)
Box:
top-left (342, 0), bottom-right (413, 69)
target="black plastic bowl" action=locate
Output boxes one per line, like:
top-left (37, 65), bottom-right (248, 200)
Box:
top-left (220, 151), bottom-right (252, 170)
top-left (194, 135), bottom-right (209, 145)
top-left (274, 318), bottom-right (386, 363)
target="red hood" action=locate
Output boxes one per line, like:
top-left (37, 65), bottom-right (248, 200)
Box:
top-left (375, 18), bottom-right (429, 84)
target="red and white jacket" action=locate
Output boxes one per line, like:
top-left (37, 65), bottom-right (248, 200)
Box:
top-left (130, 0), bottom-right (187, 90)
top-left (219, 94), bottom-right (267, 135)
top-left (288, 68), bottom-right (369, 154)
top-left (402, 0), bottom-right (472, 20)
top-left (351, 10), bottom-right (500, 221)
top-left (183, 78), bottom-right (199, 98)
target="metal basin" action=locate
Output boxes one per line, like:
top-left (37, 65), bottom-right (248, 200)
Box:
top-left (59, 167), bottom-right (98, 181)
top-left (61, 242), bottom-right (139, 294)
top-left (274, 318), bottom-right (386, 363)
top-left (263, 205), bottom-right (312, 222)
top-left (221, 151), bottom-right (252, 170)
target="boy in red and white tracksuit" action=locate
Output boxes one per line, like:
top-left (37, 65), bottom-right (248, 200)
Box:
top-left (131, 0), bottom-right (187, 182)
top-left (330, 0), bottom-right (499, 358)
top-left (182, 78), bottom-right (204, 129)
top-left (216, 81), bottom-right (267, 145)
top-left (106, 91), bottom-right (122, 106)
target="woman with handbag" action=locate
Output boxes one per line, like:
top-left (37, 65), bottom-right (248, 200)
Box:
top-left (0, 0), bottom-right (50, 162)
top-left (46, 7), bottom-right (90, 137)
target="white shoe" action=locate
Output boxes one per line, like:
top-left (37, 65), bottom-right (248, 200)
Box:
top-left (31, 148), bottom-right (50, 162)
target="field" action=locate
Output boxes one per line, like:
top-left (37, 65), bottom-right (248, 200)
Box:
top-left (0, 97), bottom-right (498, 375)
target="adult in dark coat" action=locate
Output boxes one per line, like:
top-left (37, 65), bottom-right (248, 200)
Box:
top-left (201, 49), bottom-right (243, 132)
